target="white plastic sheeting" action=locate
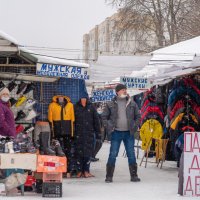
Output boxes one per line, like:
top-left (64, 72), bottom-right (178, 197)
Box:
top-left (90, 55), bottom-right (151, 83)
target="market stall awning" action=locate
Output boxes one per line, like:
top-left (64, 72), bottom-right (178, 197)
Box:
top-left (90, 55), bottom-right (151, 83)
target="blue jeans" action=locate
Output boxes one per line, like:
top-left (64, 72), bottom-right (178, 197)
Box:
top-left (107, 130), bottom-right (136, 166)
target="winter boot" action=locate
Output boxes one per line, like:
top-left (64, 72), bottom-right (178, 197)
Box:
top-left (129, 164), bottom-right (141, 182)
top-left (0, 81), bottom-right (5, 90)
top-left (23, 82), bottom-right (36, 95)
top-left (7, 81), bottom-right (17, 92)
top-left (39, 132), bottom-right (55, 155)
top-left (51, 139), bottom-right (65, 157)
top-left (9, 97), bottom-right (17, 107)
top-left (105, 165), bottom-right (115, 183)
top-left (15, 110), bottom-right (26, 121)
top-left (16, 81), bottom-right (27, 94)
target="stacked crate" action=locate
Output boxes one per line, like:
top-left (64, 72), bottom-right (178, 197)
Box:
top-left (36, 155), bottom-right (67, 198)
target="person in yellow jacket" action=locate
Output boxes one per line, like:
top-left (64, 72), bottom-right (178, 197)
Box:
top-left (48, 95), bottom-right (75, 177)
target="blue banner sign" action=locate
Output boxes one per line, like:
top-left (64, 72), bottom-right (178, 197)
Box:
top-left (91, 89), bottom-right (116, 102)
top-left (36, 63), bottom-right (90, 80)
top-left (120, 76), bottom-right (151, 89)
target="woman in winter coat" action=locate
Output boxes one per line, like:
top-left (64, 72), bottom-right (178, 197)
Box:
top-left (74, 95), bottom-right (101, 178)
top-left (0, 88), bottom-right (16, 137)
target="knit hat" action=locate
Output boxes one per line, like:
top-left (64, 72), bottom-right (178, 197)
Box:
top-left (0, 87), bottom-right (10, 96)
top-left (115, 84), bottom-right (127, 93)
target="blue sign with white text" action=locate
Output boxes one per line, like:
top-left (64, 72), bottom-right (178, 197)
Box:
top-left (36, 63), bottom-right (90, 80)
top-left (91, 89), bottom-right (116, 102)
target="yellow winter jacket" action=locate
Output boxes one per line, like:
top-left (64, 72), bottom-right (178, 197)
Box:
top-left (170, 113), bottom-right (198, 130)
top-left (140, 119), bottom-right (163, 150)
top-left (48, 95), bottom-right (75, 137)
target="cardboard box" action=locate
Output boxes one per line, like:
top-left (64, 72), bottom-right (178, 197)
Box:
top-left (37, 155), bottom-right (67, 173)
top-left (0, 153), bottom-right (37, 170)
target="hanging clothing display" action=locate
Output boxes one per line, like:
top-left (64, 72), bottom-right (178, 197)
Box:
top-left (166, 77), bottom-right (200, 163)
top-left (48, 95), bottom-right (75, 137)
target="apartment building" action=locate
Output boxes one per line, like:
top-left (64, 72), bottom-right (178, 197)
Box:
top-left (82, 12), bottom-right (157, 63)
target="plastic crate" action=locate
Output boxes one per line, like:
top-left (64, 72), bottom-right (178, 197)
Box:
top-left (43, 172), bottom-right (62, 182)
top-left (42, 182), bottom-right (62, 198)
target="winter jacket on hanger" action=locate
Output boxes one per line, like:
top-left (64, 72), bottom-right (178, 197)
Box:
top-left (141, 112), bottom-right (164, 127)
top-left (170, 113), bottom-right (198, 130)
top-left (183, 78), bottom-right (200, 96)
top-left (168, 86), bottom-right (200, 107)
top-left (141, 106), bottom-right (164, 123)
top-left (48, 95), bottom-right (75, 137)
top-left (140, 119), bottom-right (163, 150)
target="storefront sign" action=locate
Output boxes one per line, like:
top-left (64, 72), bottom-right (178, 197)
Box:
top-left (91, 89), bottom-right (116, 102)
top-left (36, 63), bottom-right (90, 80)
top-left (120, 76), bottom-right (151, 89)
top-left (184, 132), bottom-right (200, 197)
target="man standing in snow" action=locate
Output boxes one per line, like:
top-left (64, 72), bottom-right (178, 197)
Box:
top-left (102, 84), bottom-right (141, 183)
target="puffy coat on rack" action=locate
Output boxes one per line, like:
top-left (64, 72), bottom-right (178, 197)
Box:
top-left (74, 100), bottom-right (101, 158)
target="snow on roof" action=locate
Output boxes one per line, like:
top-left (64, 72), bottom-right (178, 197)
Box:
top-left (90, 55), bottom-right (151, 83)
top-left (132, 37), bottom-right (200, 86)
top-left (0, 30), bottom-right (89, 68)
top-left (0, 30), bottom-right (18, 46)
top-left (153, 36), bottom-right (200, 55)
top-left (20, 47), bottom-right (89, 68)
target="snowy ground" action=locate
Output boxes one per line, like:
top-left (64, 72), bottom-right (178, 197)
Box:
top-left (1, 142), bottom-right (198, 199)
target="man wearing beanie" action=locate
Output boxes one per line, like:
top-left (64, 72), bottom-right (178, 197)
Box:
top-left (102, 83), bottom-right (141, 183)
top-left (0, 87), bottom-right (16, 137)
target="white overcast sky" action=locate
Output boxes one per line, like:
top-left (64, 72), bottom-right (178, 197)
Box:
top-left (0, 0), bottom-right (116, 58)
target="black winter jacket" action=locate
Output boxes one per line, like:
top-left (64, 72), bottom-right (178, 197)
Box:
top-left (74, 101), bottom-right (101, 157)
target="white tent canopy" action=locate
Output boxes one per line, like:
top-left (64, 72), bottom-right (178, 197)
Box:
top-left (90, 55), bottom-right (151, 83)
top-left (131, 36), bottom-right (200, 86)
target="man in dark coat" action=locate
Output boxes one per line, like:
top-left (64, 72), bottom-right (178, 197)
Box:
top-left (74, 94), bottom-right (101, 178)
top-left (102, 84), bottom-right (141, 183)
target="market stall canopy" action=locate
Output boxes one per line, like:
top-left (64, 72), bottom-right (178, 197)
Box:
top-left (0, 30), bottom-right (89, 69)
top-left (90, 55), bottom-right (151, 83)
top-left (0, 30), bottom-right (18, 53)
top-left (131, 36), bottom-right (200, 86)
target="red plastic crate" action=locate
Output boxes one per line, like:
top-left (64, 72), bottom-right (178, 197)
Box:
top-left (43, 172), bottom-right (62, 183)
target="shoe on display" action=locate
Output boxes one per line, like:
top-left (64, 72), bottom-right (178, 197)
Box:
top-left (9, 97), bottom-right (18, 107)
top-left (7, 81), bottom-right (17, 92)
top-left (23, 82), bottom-right (36, 95)
top-left (15, 95), bottom-right (27, 107)
top-left (24, 126), bottom-right (35, 134)
top-left (24, 98), bottom-right (36, 109)
top-left (0, 81), bottom-right (5, 90)
top-left (16, 124), bottom-right (25, 134)
top-left (25, 109), bottom-right (37, 121)
top-left (16, 81), bottom-right (28, 95)
top-left (15, 110), bottom-right (26, 121)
